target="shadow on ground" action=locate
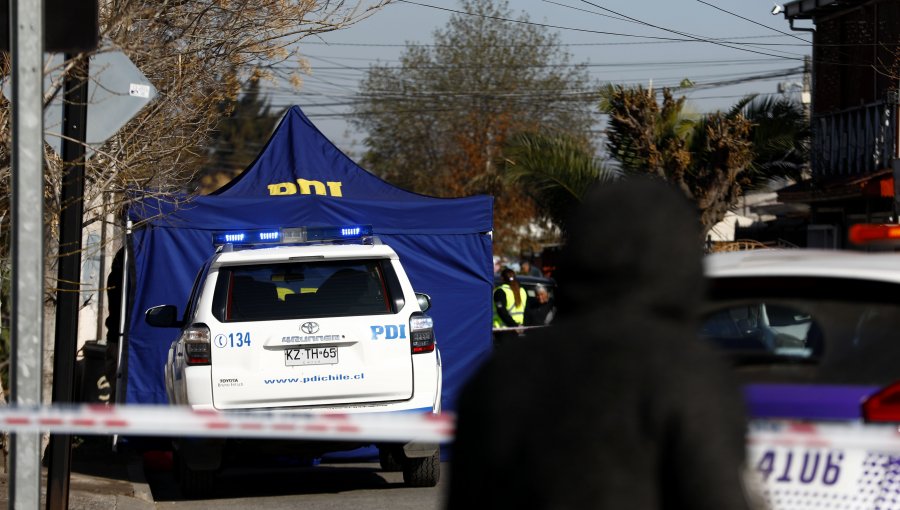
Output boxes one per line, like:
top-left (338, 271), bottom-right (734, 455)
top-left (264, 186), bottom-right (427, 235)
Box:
top-left (146, 460), bottom-right (405, 501)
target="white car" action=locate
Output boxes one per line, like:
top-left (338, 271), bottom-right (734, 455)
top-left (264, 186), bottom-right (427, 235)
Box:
top-left (704, 246), bottom-right (900, 510)
top-left (146, 225), bottom-right (442, 498)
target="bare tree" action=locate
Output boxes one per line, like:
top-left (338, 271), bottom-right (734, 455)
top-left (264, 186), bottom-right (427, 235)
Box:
top-left (0, 0), bottom-right (393, 401)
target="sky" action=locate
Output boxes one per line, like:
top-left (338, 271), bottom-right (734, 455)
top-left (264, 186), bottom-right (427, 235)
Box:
top-left (265, 0), bottom-right (813, 157)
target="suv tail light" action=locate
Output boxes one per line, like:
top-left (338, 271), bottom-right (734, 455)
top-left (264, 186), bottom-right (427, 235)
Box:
top-left (848, 224), bottom-right (900, 246)
top-left (409, 314), bottom-right (435, 354)
top-left (862, 382), bottom-right (900, 422)
top-left (181, 324), bottom-right (211, 365)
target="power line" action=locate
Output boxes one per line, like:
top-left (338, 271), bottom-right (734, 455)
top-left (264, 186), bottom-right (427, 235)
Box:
top-left (694, 0), bottom-right (809, 43)
top-left (257, 69), bottom-right (801, 118)
top-left (301, 53), bottom-right (787, 66)
top-left (539, 0), bottom-right (642, 24)
top-left (543, 0), bottom-right (785, 49)
top-left (247, 56), bottom-right (805, 92)
top-left (258, 65), bottom-right (803, 101)
top-left (575, 0), bottom-right (802, 60)
top-left (291, 56), bottom-right (790, 71)
top-left (395, 0), bottom-right (767, 46)
top-left (302, 36), bottom-right (813, 48)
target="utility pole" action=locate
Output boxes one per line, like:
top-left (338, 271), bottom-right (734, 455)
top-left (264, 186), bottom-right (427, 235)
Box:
top-left (892, 81), bottom-right (900, 222)
top-left (45, 54), bottom-right (90, 510)
top-left (801, 55), bottom-right (812, 122)
top-left (8, 0), bottom-right (45, 509)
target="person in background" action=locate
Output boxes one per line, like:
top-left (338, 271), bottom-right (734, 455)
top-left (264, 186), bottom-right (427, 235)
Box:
top-left (524, 283), bottom-right (554, 326)
top-left (449, 179), bottom-right (751, 510)
top-left (493, 255), bottom-right (502, 276)
top-left (104, 248), bottom-right (125, 402)
top-left (519, 259), bottom-right (542, 277)
top-left (492, 267), bottom-right (527, 329)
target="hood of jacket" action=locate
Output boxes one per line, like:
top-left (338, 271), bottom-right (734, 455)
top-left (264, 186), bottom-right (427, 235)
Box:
top-left (555, 178), bottom-right (705, 322)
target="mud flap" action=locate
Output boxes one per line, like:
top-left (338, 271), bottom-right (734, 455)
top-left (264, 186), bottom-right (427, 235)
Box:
top-left (403, 441), bottom-right (438, 459)
top-left (174, 438), bottom-right (225, 470)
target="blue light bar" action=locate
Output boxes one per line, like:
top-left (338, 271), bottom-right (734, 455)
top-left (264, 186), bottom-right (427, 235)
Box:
top-left (212, 225), bottom-right (372, 247)
top-left (305, 225), bottom-right (373, 241)
top-left (212, 229), bottom-right (283, 246)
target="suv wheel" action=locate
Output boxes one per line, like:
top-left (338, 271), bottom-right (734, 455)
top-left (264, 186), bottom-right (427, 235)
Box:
top-left (176, 451), bottom-right (216, 499)
top-left (402, 450), bottom-right (440, 487)
top-left (379, 446), bottom-right (403, 472)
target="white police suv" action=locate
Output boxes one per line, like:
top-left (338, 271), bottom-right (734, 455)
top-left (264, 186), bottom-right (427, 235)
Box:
top-left (145, 225), bottom-right (442, 498)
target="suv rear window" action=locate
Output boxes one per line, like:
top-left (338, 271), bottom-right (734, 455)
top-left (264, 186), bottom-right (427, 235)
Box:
top-left (703, 276), bottom-right (900, 386)
top-left (212, 259), bottom-right (395, 321)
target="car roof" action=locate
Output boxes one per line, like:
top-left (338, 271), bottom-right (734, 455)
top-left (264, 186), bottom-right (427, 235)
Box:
top-left (704, 249), bottom-right (900, 284)
top-left (212, 242), bottom-right (399, 266)
top-left (494, 274), bottom-right (557, 286)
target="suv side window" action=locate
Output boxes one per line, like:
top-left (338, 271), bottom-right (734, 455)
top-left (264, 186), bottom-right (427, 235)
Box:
top-left (183, 263), bottom-right (209, 324)
top-left (212, 259), bottom-right (397, 322)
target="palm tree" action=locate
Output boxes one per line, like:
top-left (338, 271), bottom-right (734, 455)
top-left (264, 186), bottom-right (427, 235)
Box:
top-left (502, 132), bottom-right (617, 232)
top-left (601, 85), bottom-right (808, 238)
top-left (735, 94), bottom-right (810, 189)
top-left (499, 88), bottom-right (808, 240)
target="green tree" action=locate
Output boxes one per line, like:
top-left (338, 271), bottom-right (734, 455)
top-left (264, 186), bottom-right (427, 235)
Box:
top-left (196, 80), bottom-right (283, 193)
top-left (353, 0), bottom-right (596, 253)
top-left (737, 94), bottom-right (810, 188)
top-left (502, 132), bottom-right (617, 232)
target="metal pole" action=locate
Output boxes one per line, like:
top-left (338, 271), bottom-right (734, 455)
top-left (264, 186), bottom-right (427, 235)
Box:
top-left (95, 193), bottom-right (108, 344)
top-left (111, 220), bottom-right (130, 450)
top-left (9, 0), bottom-right (44, 509)
top-left (114, 220), bottom-right (131, 405)
top-left (45, 53), bottom-right (89, 510)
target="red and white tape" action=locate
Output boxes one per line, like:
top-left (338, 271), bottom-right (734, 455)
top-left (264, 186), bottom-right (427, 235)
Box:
top-left (748, 420), bottom-right (900, 453)
top-left (2, 407), bottom-right (900, 454)
top-left (0, 405), bottom-right (454, 443)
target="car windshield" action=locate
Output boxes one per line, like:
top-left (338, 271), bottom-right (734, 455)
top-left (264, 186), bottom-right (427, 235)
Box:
top-left (213, 259), bottom-right (394, 321)
top-left (702, 276), bottom-right (900, 386)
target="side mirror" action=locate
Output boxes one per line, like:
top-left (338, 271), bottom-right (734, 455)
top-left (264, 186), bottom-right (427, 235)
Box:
top-left (145, 305), bottom-right (184, 328)
top-left (415, 293), bottom-right (432, 312)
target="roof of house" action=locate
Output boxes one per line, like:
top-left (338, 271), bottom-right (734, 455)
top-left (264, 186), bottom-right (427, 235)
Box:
top-left (776, 168), bottom-right (894, 204)
top-left (783, 0), bottom-right (865, 20)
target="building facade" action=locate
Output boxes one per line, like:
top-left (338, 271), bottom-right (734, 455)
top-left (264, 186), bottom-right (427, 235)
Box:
top-left (776, 0), bottom-right (900, 248)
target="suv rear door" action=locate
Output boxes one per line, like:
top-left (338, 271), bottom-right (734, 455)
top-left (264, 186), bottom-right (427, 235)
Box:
top-left (207, 258), bottom-right (414, 410)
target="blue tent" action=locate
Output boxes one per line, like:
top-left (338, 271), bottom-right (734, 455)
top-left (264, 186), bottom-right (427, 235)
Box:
top-left (125, 106), bottom-right (494, 413)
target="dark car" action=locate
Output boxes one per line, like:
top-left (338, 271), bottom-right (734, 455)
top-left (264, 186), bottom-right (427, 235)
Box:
top-left (492, 275), bottom-right (557, 346)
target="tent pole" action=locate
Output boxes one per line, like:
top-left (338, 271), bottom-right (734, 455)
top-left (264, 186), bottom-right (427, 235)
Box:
top-left (115, 219), bottom-right (132, 404)
top-left (95, 192), bottom-right (108, 344)
top-left (112, 218), bottom-right (131, 450)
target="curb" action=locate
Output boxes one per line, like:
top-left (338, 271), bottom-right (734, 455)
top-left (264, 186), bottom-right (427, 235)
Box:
top-left (125, 455), bottom-right (155, 506)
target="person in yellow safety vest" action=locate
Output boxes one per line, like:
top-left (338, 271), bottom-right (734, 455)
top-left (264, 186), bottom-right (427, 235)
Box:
top-left (493, 268), bottom-right (527, 328)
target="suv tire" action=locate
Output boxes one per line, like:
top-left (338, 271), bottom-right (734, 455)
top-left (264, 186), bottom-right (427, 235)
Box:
top-left (176, 451), bottom-right (216, 499)
top-left (402, 450), bottom-right (440, 487)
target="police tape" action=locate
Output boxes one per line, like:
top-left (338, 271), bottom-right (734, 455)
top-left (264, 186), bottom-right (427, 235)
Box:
top-left (0, 405), bottom-right (454, 443)
top-left (748, 420), bottom-right (900, 453)
top-left (2, 405), bottom-right (900, 452)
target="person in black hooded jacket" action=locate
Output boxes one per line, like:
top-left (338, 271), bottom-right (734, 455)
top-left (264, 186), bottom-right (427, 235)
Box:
top-left (447, 178), bottom-right (751, 510)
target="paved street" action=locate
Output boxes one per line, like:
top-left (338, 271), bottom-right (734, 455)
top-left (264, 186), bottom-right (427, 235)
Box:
top-left (147, 461), bottom-right (448, 510)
